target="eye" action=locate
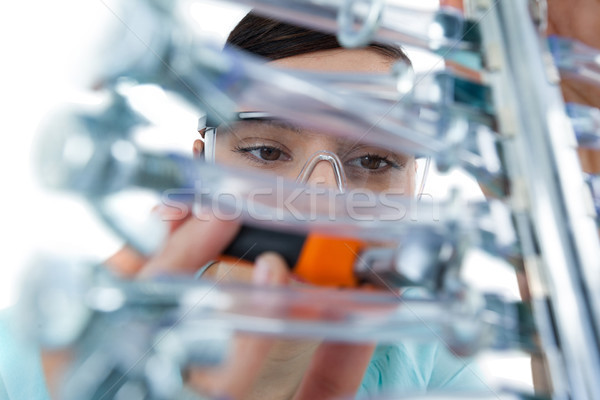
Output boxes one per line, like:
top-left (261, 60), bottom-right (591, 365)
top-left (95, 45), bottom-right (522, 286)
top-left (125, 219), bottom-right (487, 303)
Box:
top-left (348, 154), bottom-right (393, 170)
top-left (235, 145), bottom-right (291, 163)
top-left (253, 147), bottom-right (283, 161)
top-left (360, 155), bottom-right (388, 170)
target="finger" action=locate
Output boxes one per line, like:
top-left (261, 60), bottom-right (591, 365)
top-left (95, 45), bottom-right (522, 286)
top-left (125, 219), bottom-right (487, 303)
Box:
top-left (250, 252), bottom-right (290, 286)
top-left (105, 206), bottom-right (193, 277)
top-left (293, 342), bottom-right (376, 400)
top-left (188, 253), bottom-right (290, 399)
top-left (155, 203), bottom-right (193, 234)
top-left (139, 211), bottom-right (240, 277)
top-left (104, 245), bottom-right (148, 277)
top-left (214, 253), bottom-right (289, 398)
top-left (41, 349), bottom-right (74, 399)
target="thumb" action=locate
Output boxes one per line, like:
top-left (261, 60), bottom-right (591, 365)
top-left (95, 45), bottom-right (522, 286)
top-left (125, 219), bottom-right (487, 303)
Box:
top-left (139, 211), bottom-right (240, 278)
top-left (252, 252), bottom-right (290, 286)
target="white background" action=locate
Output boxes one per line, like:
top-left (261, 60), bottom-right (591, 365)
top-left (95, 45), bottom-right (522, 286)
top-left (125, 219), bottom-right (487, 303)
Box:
top-left (0, 0), bottom-right (485, 308)
top-left (0, 0), bottom-right (531, 391)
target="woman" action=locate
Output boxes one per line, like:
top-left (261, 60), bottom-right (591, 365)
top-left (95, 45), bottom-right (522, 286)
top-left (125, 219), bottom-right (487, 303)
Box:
top-left (164, 13), bottom-right (487, 399)
top-left (9, 2), bottom-right (600, 399)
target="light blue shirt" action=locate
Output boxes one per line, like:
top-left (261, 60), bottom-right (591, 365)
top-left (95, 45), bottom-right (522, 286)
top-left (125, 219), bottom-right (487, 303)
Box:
top-left (357, 287), bottom-right (493, 397)
top-left (359, 341), bottom-right (491, 398)
top-left (0, 309), bottom-right (50, 400)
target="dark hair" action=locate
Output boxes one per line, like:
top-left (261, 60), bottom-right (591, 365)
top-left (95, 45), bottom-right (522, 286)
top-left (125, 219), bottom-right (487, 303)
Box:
top-left (226, 13), bottom-right (411, 65)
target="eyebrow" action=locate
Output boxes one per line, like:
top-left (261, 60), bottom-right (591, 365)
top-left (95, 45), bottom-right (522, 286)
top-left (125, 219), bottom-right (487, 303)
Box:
top-left (237, 112), bottom-right (303, 134)
top-left (233, 113), bottom-right (410, 160)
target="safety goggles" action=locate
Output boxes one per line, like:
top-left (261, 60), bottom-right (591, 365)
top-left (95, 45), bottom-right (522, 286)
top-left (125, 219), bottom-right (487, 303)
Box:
top-left (199, 112), bottom-right (415, 194)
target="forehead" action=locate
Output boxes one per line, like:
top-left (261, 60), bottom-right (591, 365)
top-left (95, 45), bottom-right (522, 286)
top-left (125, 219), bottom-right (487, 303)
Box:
top-left (268, 48), bottom-right (394, 73)
top-left (231, 48), bottom-right (395, 131)
top-left (223, 117), bottom-right (353, 145)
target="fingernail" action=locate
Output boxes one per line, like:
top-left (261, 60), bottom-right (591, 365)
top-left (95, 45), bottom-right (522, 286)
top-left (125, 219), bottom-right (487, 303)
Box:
top-left (153, 204), bottom-right (189, 221)
top-left (290, 273), bottom-right (307, 283)
top-left (253, 256), bottom-right (272, 285)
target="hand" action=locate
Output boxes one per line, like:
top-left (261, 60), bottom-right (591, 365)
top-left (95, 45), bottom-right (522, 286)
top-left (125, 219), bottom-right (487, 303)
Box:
top-left (41, 208), bottom-right (240, 398)
top-left (443, 0), bottom-right (600, 172)
top-left (137, 211), bottom-right (374, 400)
top-left (44, 208), bottom-right (375, 400)
top-left (547, 0), bottom-right (600, 59)
top-left (186, 256), bottom-right (374, 400)
top-left (547, 0), bottom-right (600, 172)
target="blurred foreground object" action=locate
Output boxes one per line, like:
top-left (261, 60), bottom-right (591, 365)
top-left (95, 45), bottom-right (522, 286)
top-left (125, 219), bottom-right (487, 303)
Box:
top-left (23, 0), bottom-right (600, 398)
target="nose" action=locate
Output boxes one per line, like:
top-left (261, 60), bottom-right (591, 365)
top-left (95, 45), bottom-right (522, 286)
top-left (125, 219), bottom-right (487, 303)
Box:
top-left (296, 151), bottom-right (347, 192)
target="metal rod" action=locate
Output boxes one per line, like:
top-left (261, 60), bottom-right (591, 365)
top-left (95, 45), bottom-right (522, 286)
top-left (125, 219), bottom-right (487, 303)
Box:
top-left (470, 0), bottom-right (600, 397)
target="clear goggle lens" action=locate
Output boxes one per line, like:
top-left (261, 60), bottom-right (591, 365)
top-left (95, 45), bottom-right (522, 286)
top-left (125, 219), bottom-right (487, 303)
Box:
top-left (201, 112), bottom-right (416, 195)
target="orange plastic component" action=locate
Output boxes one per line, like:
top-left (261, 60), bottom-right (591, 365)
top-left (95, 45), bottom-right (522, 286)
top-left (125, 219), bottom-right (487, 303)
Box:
top-left (440, 0), bottom-right (464, 11)
top-left (293, 234), bottom-right (364, 287)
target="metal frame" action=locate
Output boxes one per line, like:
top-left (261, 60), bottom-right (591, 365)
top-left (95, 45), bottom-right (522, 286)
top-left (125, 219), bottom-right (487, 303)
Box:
top-left (468, 0), bottom-right (600, 397)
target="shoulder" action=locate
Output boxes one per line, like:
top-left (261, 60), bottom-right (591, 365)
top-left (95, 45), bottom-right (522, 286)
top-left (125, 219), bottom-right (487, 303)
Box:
top-left (359, 341), bottom-right (492, 397)
top-left (0, 309), bottom-right (50, 400)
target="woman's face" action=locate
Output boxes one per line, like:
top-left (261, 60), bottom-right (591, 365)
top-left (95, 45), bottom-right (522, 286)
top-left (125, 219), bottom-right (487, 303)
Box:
top-left (195, 48), bottom-right (416, 194)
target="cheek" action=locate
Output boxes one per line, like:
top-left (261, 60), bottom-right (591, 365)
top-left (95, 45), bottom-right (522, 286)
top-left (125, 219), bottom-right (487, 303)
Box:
top-left (405, 159), bottom-right (417, 195)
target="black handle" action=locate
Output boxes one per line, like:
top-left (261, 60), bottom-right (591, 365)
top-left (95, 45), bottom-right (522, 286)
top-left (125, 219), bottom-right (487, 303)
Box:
top-left (223, 226), bottom-right (307, 269)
